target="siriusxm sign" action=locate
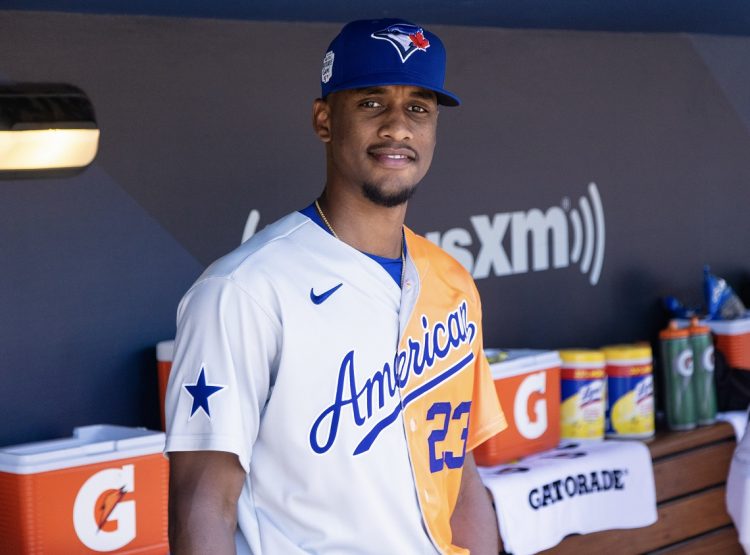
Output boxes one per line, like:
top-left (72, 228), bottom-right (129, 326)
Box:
top-left (242, 182), bottom-right (605, 285)
top-left (425, 183), bottom-right (605, 286)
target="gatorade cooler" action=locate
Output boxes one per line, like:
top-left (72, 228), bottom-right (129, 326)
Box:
top-left (678, 314), bottom-right (750, 371)
top-left (710, 317), bottom-right (750, 371)
top-left (156, 340), bottom-right (174, 430)
top-left (0, 425), bottom-right (168, 555)
top-left (473, 349), bottom-right (561, 466)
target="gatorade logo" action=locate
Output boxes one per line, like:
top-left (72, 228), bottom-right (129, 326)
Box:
top-left (703, 346), bottom-right (715, 372)
top-left (515, 371), bottom-right (548, 439)
top-left (73, 464), bottom-right (136, 552)
top-left (674, 350), bottom-right (694, 378)
top-left (425, 182), bottom-right (606, 286)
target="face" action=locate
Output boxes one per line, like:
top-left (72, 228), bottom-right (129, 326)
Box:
top-left (313, 85), bottom-right (439, 207)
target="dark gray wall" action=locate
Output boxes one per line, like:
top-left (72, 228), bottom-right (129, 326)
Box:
top-left (1, 11), bottom-right (749, 446)
top-left (6, 0), bottom-right (750, 36)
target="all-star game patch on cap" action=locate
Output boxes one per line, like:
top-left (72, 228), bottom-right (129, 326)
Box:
top-left (320, 18), bottom-right (461, 106)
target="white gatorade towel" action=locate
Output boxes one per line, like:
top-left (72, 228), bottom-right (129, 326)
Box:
top-left (479, 440), bottom-right (657, 555)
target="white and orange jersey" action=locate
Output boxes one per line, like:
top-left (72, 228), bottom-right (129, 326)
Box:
top-left (165, 211), bottom-right (506, 555)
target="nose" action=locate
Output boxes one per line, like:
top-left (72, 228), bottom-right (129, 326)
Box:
top-left (377, 107), bottom-right (413, 142)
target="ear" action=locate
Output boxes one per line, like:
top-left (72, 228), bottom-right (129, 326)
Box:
top-left (312, 98), bottom-right (332, 143)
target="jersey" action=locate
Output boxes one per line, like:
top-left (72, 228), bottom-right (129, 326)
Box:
top-left (164, 211), bottom-right (506, 554)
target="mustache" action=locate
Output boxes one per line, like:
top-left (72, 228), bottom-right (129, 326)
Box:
top-left (367, 142), bottom-right (418, 159)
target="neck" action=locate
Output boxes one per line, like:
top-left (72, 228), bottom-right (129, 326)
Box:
top-left (317, 186), bottom-right (406, 258)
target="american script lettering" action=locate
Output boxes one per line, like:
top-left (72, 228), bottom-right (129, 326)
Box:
top-left (309, 301), bottom-right (477, 455)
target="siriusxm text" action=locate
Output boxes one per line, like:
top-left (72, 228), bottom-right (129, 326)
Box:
top-left (425, 208), bottom-right (569, 279)
top-left (424, 182), bottom-right (605, 285)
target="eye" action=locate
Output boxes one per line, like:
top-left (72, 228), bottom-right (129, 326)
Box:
top-left (360, 100), bottom-right (383, 109)
top-left (409, 104), bottom-right (429, 114)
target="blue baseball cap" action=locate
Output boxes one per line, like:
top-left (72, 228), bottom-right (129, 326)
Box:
top-left (320, 19), bottom-right (460, 107)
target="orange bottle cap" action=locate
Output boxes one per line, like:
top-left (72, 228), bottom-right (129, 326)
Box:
top-left (688, 316), bottom-right (711, 335)
top-left (659, 320), bottom-right (689, 339)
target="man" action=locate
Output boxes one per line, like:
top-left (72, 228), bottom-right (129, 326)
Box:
top-left (165, 19), bottom-right (506, 554)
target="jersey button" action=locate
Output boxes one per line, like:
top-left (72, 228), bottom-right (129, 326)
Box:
top-left (409, 418), bottom-right (417, 432)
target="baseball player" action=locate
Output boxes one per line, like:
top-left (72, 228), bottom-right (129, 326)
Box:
top-left (165, 19), bottom-right (507, 554)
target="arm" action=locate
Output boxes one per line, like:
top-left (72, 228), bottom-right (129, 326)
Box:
top-left (450, 452), bottom-right (501, 555)
top-left (168, 450), bottom-right (246, 555)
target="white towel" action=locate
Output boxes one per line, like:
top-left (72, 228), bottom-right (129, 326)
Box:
top-left (718, 410), bottom-right (749, 441)
top-left (479, 440), bottom-right (657, 555)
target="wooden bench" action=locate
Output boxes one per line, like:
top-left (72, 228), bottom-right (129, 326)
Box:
top-left (537, 422), bottom-right (742, 554)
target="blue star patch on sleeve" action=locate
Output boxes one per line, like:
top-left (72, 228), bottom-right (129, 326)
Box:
top-left (183, 367), bottom-right (224, 418)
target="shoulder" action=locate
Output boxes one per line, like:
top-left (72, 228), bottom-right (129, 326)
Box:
top-left (405, 228), bottom-right (481, 304)
top-left (201, 211), bottom-right (314, 281)
top-left (179, 211), bottom-right (322, 314)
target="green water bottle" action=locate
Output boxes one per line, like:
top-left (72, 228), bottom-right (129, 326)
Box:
top-left (688, 317), bottom-right (717, 425)
top-left (659, 321), bottom-right (697, 431)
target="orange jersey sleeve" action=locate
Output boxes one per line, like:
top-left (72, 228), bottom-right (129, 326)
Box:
top-left (467, 304), bottom-right (507, 451)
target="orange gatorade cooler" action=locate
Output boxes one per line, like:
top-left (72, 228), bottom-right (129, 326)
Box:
top-left (705, 316), bottom-right (750, 371)
top-left (559, 350), bottom-right (607, 440)
top-left (677, 314), bottom-right (750, 371)
top-left (602, 344), bottom-right (655, 439)
top-left (0, 425), bottom-right (168, 555)
top-left (156, 340), bottom-right (174, 430)
top-left (474, 349), bottom-right (561, 466)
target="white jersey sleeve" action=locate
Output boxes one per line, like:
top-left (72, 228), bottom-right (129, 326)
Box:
top-left (164, 275), bottom-right (281, 472)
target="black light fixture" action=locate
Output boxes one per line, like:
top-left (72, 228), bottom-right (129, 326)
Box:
top-left (0, 83), bottom-right (100, 178)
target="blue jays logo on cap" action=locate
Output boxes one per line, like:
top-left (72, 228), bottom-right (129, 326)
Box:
top-left (320, 18), bottom-right (461, 106)
top-left (371, 23), bottom-right (430, 63)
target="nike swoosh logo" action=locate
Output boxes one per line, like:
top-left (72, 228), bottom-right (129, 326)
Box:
top-left (310, 283), bottom-right (343, 305)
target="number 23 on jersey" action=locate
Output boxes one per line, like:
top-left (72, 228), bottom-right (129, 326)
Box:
top-left (427, 400), bottom-right (471, 473)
